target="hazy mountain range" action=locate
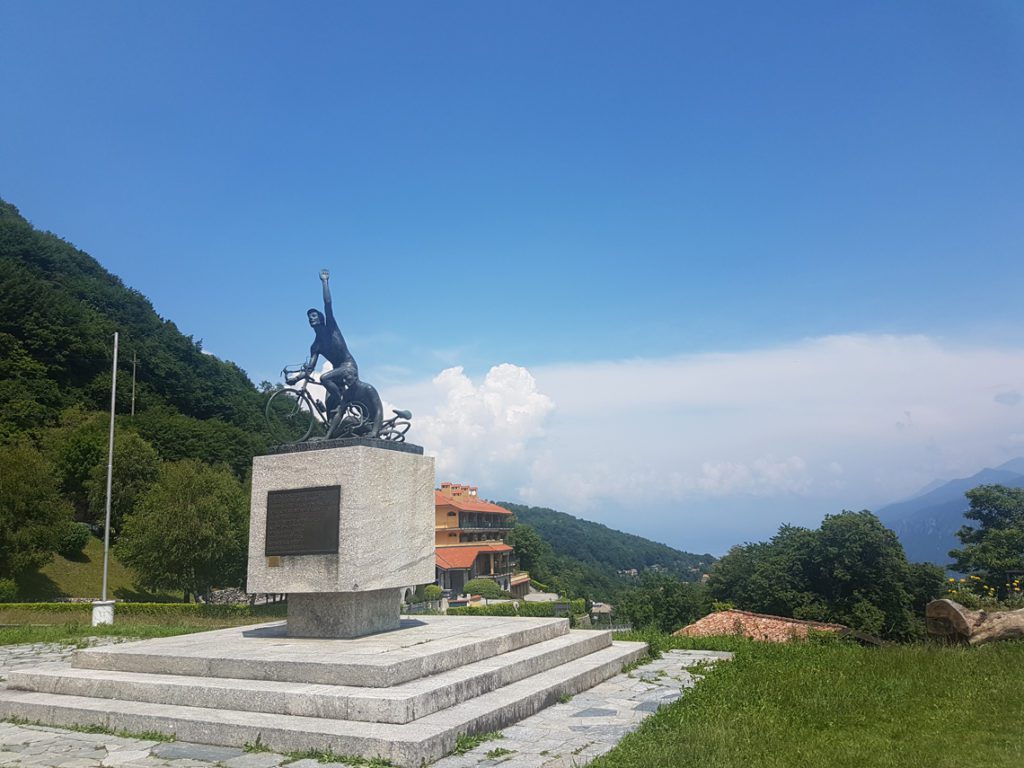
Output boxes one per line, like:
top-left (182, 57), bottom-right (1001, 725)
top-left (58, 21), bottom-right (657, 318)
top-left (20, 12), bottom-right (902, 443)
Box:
top-left (876, 458), bottom-right (1024, 566)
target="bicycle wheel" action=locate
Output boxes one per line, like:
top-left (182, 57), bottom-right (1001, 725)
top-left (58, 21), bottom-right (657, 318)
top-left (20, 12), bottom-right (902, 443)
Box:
top-left (379, 420), bottom-right (410, 442)
top-left (265, 389), bottom-right (318, 444)
top-left (328, 402), bottom-right (368, 439)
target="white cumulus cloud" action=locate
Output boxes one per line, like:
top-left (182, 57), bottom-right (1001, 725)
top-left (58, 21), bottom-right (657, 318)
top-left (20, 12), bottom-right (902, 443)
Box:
top-left (392, 364), bottom-right (554, 490)
top-left (388, 334), bottom-right (1024, 553)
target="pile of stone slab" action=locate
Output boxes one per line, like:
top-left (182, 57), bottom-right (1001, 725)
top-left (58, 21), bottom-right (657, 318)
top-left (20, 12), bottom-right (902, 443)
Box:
top-left (0, 616), bottom-right (644, 767)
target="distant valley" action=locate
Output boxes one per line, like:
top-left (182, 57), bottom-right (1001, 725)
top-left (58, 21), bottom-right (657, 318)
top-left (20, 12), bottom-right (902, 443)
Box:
top-left (876, 458), bottom-right (1024, 567)
top-left (500, 501), bottom-right (714, 601)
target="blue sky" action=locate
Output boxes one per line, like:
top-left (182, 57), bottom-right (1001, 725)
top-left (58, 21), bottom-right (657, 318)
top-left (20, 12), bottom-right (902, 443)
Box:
top-left (3, 2), bottom-right (1023, 553)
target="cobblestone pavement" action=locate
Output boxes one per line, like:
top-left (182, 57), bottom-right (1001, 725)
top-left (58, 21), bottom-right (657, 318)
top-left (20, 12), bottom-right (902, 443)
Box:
top-left (0, 638), bottom-right (131, 681)
top-left (0, 638), bottom-right (731, 767)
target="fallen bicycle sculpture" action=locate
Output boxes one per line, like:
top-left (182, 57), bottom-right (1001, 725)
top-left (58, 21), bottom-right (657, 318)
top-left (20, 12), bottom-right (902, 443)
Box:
top-left (264, 269), bottom-right (412, 444)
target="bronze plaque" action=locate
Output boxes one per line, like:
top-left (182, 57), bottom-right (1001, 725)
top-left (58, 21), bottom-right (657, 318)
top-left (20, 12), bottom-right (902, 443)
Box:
top-left (265, 485), bottom-right (340, 556)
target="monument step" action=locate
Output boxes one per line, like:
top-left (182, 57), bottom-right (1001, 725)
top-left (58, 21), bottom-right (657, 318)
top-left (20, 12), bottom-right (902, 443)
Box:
top-left (8, 630), bottom-right (612, 724)
top-left (0, 641), bottom-right (647, 768)
top-left (71, 616), bottom-right (569, 687)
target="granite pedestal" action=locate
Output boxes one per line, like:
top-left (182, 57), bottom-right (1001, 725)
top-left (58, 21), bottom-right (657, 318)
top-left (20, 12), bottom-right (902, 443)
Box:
top-left (246, 440), bottom-right (435, 638)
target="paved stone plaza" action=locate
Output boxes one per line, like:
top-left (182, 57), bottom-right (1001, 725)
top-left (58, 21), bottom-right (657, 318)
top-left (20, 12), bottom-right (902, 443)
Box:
top-left (0, 638), bottom-right (730, 767)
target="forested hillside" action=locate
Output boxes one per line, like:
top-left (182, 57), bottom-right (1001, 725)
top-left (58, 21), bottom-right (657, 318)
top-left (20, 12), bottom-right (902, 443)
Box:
top-left (502, 501), bottom-right (714, 601)
top-left (0, 199), bottom-right (267, 601)
top-left (0, 199), bottom-right (269, 472)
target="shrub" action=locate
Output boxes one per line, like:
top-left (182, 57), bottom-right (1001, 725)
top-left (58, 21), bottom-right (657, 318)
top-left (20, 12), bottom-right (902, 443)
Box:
top-left (424, 584), bottom-right (443, 601)
top-left (0, 579), bottom-right (17, 602)
top-left (944, 574), bottom-right (1024, 611)
top-left (463, 578), bottom-right (508, 599)
top-left (56, 522), bottom-right (92, 557)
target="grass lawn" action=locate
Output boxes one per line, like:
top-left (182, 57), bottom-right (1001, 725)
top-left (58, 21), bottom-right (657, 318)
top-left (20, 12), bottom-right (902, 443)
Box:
top-left (592, 633), bottom-right (1024, 768)
top-left (0, 622), bottom-right (225, 646)
top-left (15, 535), bottom-right (180, 602)
top-left (0, 603), bottom-right (288, 646)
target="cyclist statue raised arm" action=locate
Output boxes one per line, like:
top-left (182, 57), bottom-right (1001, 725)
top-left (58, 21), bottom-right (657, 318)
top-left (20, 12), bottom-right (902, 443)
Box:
top-left (305, 269), bottom-right (358, 420)
top-left (265, 268), bottom-right (410, 444)
top-left (303, 269), bottom-right (384, 439)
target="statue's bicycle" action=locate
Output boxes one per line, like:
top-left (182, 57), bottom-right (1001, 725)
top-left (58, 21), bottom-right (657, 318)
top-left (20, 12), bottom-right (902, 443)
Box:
top-left (264, 366), bottom-right (411, 444)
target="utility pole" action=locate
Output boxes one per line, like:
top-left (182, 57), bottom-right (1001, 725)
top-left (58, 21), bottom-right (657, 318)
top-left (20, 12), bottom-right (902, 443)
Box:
top-left (130, 351), bottom-right (138, 417)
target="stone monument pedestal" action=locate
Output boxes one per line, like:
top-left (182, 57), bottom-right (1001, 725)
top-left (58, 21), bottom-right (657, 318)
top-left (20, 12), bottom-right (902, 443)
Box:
top-left (288, 590), bottom-right (400, 638)
top-left (0, 437), bottom-right (648, 766)
top-left (246, 439), bottom-right (435, 638)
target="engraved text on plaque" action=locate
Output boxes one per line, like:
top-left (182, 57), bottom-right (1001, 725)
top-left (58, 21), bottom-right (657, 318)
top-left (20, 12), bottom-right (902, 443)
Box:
top-left (265, 485), bottom-right (340, 556)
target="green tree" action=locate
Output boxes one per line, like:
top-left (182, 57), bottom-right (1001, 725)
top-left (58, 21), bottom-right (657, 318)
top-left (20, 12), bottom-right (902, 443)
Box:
top-left (423, 584), bottom-right (443, 601)
top-left (0, 443), bottom-right (74, 578)
top-left (808, 511), bottom-right (927, 637)
top-left (508, 524), bottom-right (555, 583)
top-left (463, 578), bottom-right (508, 599)
top-left (615, 572), bottom-right (710, 633)
top-left (56, 522), bottom-right (92, 558)
top-left (85, 430), bottom-right (160, 535)
top-left (132, 408), bottom-right (263, 478)
top-left (116, 459), bottom-right (248, 601)
top-left (949, 485), bottom-right (1024, 594)
top-left (0, 333), bottom-right (62, 438)
top-left (48, 410), bottom-right (108, 518)
top-left (708, 511), bottom-right (941, 640)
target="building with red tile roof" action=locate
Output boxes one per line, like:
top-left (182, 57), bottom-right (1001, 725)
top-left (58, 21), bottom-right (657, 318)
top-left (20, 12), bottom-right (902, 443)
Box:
top-left (436, 543), bottom-right (513, 572)
top-left (434, 483), bottom-right (520, 595)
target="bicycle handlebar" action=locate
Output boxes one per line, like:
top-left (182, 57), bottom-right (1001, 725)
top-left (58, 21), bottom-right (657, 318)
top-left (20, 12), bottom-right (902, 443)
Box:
top-left (282, 365), bottom-right (314, 386)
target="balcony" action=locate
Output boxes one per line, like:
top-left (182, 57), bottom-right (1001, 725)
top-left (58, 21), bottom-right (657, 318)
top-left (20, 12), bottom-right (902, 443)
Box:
top-left (458, 516), bottom-right (514, 531)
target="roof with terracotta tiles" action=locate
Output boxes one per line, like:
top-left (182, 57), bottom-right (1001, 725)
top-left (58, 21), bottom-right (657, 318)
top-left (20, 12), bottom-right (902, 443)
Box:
top-left (435, 543), bottom-right (513, 570)
top-left (434, 490), bottom-right (512, 515)
top-left (673, 609), bottom-right (847, 643)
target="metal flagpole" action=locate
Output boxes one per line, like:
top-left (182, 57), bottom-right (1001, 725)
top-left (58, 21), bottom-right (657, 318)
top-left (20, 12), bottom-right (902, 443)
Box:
top-left (101, 332), bottom-right (118, 603)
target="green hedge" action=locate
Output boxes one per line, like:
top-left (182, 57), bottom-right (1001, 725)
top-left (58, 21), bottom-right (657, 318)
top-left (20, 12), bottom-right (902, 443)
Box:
top-left (518, 601), bottom-right (555, 617)
top-left (0, 603), bottom-right (88, 614)
top-left (448, 600), bottom-right (588, 622)
top-left (448, 603), bottom-right (518, 617)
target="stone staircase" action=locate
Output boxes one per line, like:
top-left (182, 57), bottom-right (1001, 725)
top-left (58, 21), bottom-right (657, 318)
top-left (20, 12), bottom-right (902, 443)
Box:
top-left (0, 616), bottom-right (645, 767)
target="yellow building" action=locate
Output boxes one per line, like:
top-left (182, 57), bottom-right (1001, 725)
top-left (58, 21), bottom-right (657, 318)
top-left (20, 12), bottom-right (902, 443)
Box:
top-left (434, 482), bottom-right (522, 595)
